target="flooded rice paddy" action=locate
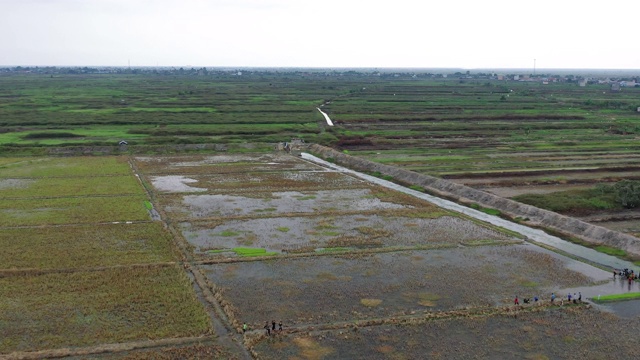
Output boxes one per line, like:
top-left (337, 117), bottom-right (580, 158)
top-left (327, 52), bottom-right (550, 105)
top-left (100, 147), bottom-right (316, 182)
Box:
top-left (134, 152), bottom-right (640, 359)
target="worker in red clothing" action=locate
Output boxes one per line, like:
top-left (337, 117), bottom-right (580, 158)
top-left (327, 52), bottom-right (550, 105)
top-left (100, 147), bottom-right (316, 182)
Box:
top-left (514, 295), bottom-right (519, 305)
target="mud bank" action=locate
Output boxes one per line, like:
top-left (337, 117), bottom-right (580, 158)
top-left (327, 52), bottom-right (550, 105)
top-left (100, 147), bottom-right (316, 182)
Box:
top-left (308, 144), bottom-right (640, 258)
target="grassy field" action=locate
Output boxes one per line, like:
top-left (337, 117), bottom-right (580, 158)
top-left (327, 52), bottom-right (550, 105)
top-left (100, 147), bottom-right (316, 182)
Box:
top-left (0, 223), bottom-right (176, 269)
top-left (0, 156), bottom-right (133, 177)
top-left (0, 155), bottom-right (212, 355)
top-left (0, 73), bottom-right (343, 146)
top-left (0, 265), bottom-right (210, 352)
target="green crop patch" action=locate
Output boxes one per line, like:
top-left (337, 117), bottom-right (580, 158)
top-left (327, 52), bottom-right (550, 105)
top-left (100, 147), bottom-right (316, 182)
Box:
top-left (207, 247), bottom-right (277, 257)
top-left (591, 292), bottom-right (640, 303)
top-left (0, 223), bottom-right (176, 269)
top-left (0, 265), bottom-right (210, 353)
top-left (594, 245), bottom-right (627, 257)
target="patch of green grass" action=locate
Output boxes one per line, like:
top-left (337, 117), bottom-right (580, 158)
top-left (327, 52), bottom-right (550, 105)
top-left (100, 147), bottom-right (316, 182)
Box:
top-left (218, 230), bottom-right (240, 237)
top-left (276, 227), bottom-right (290, 232)
top-left (591, 292), bottom-right (640, 303)
top-left (207, 247), bottom-right (278, 257)
top-left (595, 245), bottom-right (626, 257)
top-left (253, 208), bottom-right (277, 213)
top-left (144, 201), bottom-right (153, 210)
top-left (232, 247), bottom-right (277, 257)
top-left (296, 195), bottom-right (317, 200)
top-left (469, 203), bottom-right (501, 216)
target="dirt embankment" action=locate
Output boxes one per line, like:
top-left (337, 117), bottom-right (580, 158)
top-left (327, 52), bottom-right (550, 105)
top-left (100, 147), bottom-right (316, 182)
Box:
top-left (308, 144), bottom-right (640, 259)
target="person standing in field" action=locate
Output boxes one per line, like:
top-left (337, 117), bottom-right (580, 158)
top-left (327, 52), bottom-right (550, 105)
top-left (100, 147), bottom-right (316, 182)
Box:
top-left (243, 323), bottom-right (247, 333)
top-left (551, 292), bottom-right (556, 303)
top-left (514, 295), bottom-right (519, 305)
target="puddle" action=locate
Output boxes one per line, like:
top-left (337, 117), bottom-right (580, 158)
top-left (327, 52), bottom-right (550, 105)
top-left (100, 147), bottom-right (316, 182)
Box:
top-left (599, 299), bottom-right (640, 318)
top-left (181, 189), bottom-right (406, 217)
top-left (183, 215), bottom-right (518, 254)
top-left (202, 246), bottom-right (597, 326)
top-left (150, 175), bottom-right (206, 193)
top-left (0, 179), bottom-right (34, 190)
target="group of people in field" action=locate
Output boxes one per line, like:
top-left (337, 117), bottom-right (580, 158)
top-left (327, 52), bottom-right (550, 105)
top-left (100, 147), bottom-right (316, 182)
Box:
top-left (514, 291), bottom-right (582, 306)
top-left (241, 320), bottom-right (284, 336)
top-left (614, 268), bottom-right (638, 284)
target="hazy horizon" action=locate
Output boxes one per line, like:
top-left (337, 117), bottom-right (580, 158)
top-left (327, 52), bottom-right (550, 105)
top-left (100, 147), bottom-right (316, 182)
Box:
top-left (2, 0), bottom-right (639, 69)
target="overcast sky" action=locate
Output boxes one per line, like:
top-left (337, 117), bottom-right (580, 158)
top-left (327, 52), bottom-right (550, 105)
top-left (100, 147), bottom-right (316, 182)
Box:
top-left (1, 0), bottom-right (639, 69)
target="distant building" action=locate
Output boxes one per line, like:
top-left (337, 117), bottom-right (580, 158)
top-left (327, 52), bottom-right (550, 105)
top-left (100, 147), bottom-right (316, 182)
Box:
top-left (578, 79), bottom-right (587, 87)
top-left (611, 83), bottom-right (621, 92)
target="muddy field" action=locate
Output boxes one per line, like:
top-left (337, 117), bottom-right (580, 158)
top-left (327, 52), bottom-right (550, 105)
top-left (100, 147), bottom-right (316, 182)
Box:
top-left (3, 152), bottom-right (638, 359)
top-left (253, 307), bottom-right (640, 359)
top-left (182, 215), bottom-right (517, 255)
top-left (203, 246), bottom-right (599, 328)
top-left (126, 152), bottom-right (640, 359)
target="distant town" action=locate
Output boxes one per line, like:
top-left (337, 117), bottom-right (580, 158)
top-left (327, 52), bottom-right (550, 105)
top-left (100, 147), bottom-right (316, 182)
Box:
top-left (1, 66), bottom-right (639, 86)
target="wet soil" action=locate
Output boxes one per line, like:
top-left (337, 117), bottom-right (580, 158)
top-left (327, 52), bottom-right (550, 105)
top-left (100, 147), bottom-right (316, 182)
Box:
top-left (182, 215), bottom-right (517, 254)
top-left (202, 246), bottom-right (596, 329)
top-left (172, 189), bottom-right (407, 218)
top-left (253, 306), bottom-right (640, 359)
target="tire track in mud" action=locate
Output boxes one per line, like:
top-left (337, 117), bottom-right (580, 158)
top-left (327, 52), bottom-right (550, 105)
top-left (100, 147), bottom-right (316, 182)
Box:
top-left (127, 157), bottom-right (253, 360)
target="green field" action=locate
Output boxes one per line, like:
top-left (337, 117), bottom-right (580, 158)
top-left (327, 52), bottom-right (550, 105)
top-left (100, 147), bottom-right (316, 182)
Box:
top-left (2, 70), bottom-right (640, 358)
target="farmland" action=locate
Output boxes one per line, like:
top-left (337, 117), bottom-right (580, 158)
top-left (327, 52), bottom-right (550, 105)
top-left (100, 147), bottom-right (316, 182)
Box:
top-left (3, 69), bottom-right (640, 358)
top-left (2, 70), bottom-right (640, 231)
top-left (3, 152), bottom-right (640, 359)
top-left (0, 156), bottom-right (212, 357)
